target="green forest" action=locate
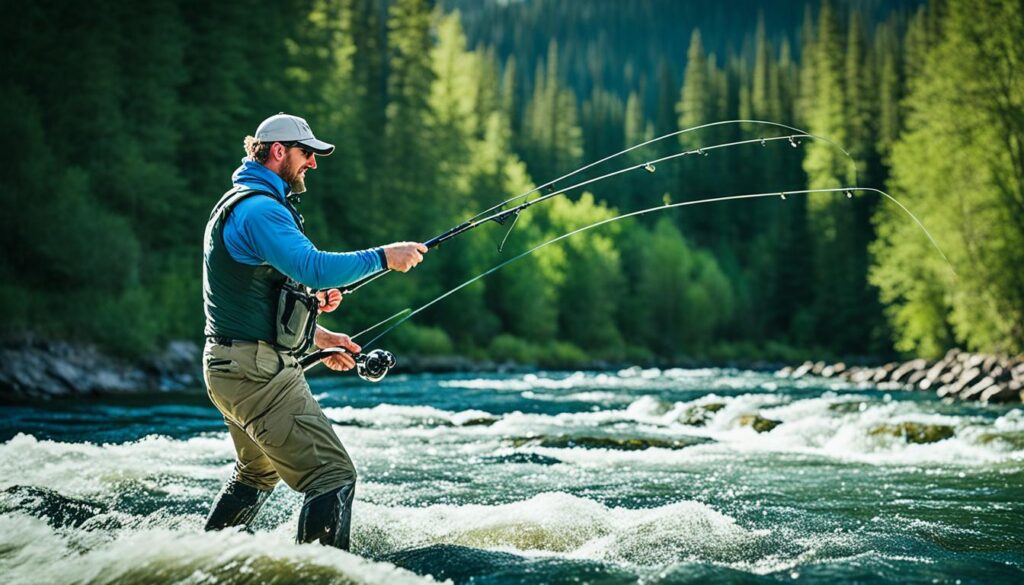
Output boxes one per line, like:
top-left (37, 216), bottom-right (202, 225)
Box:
top-left (1, 0), bottom-right (1021, 365)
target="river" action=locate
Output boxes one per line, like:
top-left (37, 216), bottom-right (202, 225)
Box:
top-left (1, 368), bottom-right (1022, 584)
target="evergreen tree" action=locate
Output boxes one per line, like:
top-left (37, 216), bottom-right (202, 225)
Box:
top-left (521, 41), bottom-right (583, 184)
top-left (385, 0), bottom-right (439, 233)
top-left (796, 4), bottom-right (817, 127)
top-left (678, 30), bottom-right (713, 149)
top-left (874, 20), bottom-right (902, 160)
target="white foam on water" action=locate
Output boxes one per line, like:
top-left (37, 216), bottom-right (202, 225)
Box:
top-left (993, 408), bottom-right (1024, 431)
top-left (356, 491), bottom-right (772, 567)
top-left (520, 390), bottom-right (628, 403)
top-left (322, 404), bottom-right (496, 428)
top-left (0, 433), bottom-right (230, 499)
top-left (0, 513), bottom-right (436, 585)
top-left (439, 368), bottom-right (772, 394)
top-left (689, 394), bottom-right (1024, 466)
top-left (488, 393), bottom-right (1024, 467)
top-left (439, 372), bottom-right (592, 391)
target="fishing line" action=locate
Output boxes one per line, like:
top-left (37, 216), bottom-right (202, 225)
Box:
top-left (462, 119), bottom-right (858, 224)
top-left (298, 308), bottom-right (410, 371)
top-left (357, 187), bottom-right (954, 350)
top-left (341, 128), bottom-right (854, 295)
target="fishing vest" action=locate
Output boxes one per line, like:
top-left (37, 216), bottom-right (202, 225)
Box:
top-left (202, 186), bottom-right (304, 343)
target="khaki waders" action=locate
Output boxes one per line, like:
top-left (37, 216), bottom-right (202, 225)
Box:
top-left (202, 340), bottom-right (357, 496)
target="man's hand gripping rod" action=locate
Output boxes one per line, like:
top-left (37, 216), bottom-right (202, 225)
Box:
top-left (297, 347), bottom-right (396, 381)
top-left (297, 308), bottom-right (410, 381)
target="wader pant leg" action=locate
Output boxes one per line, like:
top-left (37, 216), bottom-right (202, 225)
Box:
top-left (203, 341), bottom-right (358, 538)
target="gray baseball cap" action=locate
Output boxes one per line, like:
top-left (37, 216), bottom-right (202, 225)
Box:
top-left (254, 113), bottom-right (335, 156)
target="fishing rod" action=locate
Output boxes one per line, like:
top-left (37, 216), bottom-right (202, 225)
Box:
top-left (303, 186), bottom-right (954, 377)
top-left (297, 309), bottom-right (409, 379)
top-left (309, 121), bottom-right (862, 378)
top-left (339, 120), bottom-right (858, 295)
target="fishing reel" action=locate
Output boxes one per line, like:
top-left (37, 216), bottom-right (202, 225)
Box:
top-left (298, 346), bottom-right (397, 382)
top-left (355, 348), bottom-right (397, 382)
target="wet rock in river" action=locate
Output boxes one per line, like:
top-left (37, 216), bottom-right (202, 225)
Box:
top-left (737, 414), bottom-right (782, 433)
top-left (680, 403), bottom-right (725, 426)
top-left (977, 431), bottom-right (1024, 450)
top-left (455, 416), bottom-right (500, 427)
top-left (0, 485), bottom-right (108, 528)
top-left (484, 452), bottom-right (563, 466)
top-left (868, 422), bottom-right (955, 444)
top-left (510, 435), bottom-right (711, 450)
top-left (827, 401), bottom-right (867, 414)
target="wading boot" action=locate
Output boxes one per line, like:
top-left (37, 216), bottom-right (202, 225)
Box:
top-left (204, 479), bottom-right (273, 531)
top-left (296, 483), bottom-right (355, 550)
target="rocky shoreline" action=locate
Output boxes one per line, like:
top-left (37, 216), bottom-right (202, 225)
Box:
top-left (0, 336), bottom-right (203, 401)
top-left (2, 335), bottom-right (1022, 404)
top-left (778, 349), bottom-right (1024, 404)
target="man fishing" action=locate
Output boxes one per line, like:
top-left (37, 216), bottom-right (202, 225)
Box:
top-left (201, 113), bottom-right (427, 551)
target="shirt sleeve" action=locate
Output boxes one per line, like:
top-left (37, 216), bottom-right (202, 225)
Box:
top-left (223, 196), bottom-right (384, 289)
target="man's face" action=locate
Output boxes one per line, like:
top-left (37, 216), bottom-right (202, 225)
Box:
top-left (279, 145), bottom-right (316, 194)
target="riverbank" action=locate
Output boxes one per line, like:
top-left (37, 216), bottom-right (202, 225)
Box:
top-left (0, 336), bottom-right (782, 401)
top-left (1, 336), bottom-right (1021, 403)
top-left (0, 335), bottom-right (202, 401)
top-left (779, 349), bottom-right (1024, 404)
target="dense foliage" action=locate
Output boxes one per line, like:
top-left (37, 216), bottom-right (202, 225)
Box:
top-left (1, 0), bottom-right (1019, 361)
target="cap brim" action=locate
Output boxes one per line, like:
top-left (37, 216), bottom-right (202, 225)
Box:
top-left (298, 138), bottom-right (335, 156)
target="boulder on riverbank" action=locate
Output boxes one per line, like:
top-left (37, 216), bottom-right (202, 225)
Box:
top-left (778, 349), bottom-right (1024, 404)
top-left (0, 334), bottom-right (201, 401)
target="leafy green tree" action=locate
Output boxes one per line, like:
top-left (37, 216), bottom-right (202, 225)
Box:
top-left (873, 0), bottom-right (1024, 355)
top-left (632, 218), bottom-right (734, 355)
top-left (535, 194), bottom-right (625, 355)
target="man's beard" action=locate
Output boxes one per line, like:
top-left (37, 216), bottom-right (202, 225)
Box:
top-left (280, 158), bottom-right (307, 195)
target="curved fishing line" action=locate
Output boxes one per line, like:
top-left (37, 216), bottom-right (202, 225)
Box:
top-left (471, 134), bottom-right (815, 223)
top-left (342, 130), bottom-right (850, 295)
top-left (463, 119), bottom-right (858, 224)
top-left (360, 187), bottom-right (954, 349)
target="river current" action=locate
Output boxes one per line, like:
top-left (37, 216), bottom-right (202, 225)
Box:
top-left (1, 368), bottom-right (1022, 584)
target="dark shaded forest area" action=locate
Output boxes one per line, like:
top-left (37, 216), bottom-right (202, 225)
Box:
top-left (1, 0), bottom-right (1021, 364)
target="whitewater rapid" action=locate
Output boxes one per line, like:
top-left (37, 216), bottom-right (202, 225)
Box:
top-left (2, 368), bottom-right (1022, 583)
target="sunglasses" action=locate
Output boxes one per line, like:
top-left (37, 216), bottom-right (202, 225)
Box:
top-left (278, 142), bottom-right (314, 157)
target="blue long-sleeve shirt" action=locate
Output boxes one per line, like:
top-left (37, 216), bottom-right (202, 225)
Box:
top-left (224, 160), bottom-right (384, 289)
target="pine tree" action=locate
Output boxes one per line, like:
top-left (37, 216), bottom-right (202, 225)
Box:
top-left (796, 4), bottom-right (817, 127)
top-left (751, 13), bottom-right (772, 120)
top-left (384, 0), bottom-right (439, 234)
top-left (874, 20), bottom-right (902, 160)
top-left (521, 40), bottom-right (583, 184)
top-left (678, 29), bottom-right (713, 149)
